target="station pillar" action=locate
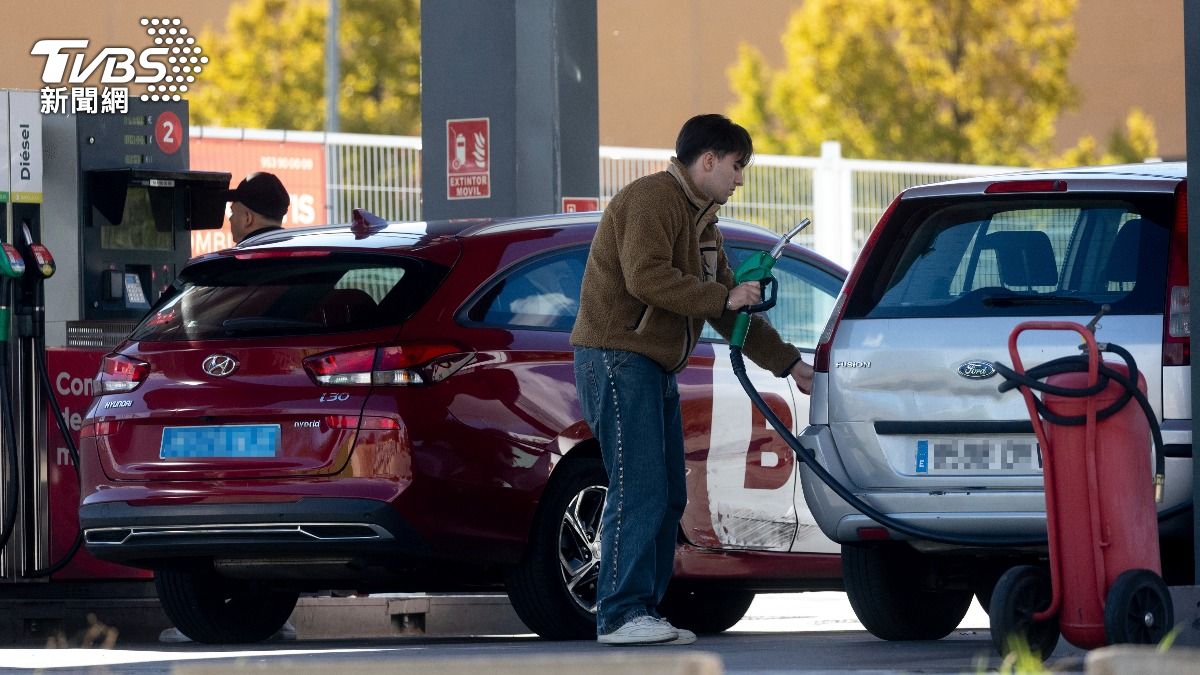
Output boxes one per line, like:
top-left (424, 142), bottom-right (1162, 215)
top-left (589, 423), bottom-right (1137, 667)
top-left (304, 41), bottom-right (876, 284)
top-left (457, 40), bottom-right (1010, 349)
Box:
top-left (420, 0), bottom-right (599, 220)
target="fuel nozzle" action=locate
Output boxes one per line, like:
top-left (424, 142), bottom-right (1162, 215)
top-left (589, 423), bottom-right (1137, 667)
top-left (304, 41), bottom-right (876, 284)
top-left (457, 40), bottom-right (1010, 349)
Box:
top-left (768, 218), bottom-right (812, 260)
top-left (0, 243), bottom-right (25, 280)
top-left (730, 218), bottom-right (812, 348)
top-left (0, 243), bottom-right (27, 344)
top-left (19, 224), bottom-right (55, 282)
top-left (14, 222), bottom-right (56, 339)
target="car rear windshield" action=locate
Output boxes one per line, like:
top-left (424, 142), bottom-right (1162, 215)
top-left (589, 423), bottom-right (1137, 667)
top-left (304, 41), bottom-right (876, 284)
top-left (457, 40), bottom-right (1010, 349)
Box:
top-left (129, 252), bottom-right (449, 341)
top-left (848, 195), bottom-right (1173, 319)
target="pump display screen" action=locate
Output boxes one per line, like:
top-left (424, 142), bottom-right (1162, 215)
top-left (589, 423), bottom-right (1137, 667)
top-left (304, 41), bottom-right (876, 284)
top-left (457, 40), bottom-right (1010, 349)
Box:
top-left (101, 186), bottom-right (172, 251)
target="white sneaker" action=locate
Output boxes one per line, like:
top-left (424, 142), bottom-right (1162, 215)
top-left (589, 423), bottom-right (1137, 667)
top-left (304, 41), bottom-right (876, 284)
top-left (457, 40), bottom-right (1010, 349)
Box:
top-left (656, 618), bottom-right (697, 645)
top-left (597, 615), bottom-right (677, 645)
top-left (158, 626), bottom-right (191, 643)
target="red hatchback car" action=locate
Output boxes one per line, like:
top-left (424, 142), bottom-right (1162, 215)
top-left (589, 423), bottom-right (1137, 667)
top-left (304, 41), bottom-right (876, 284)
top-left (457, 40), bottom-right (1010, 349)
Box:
top-left (79, 211), bottom-right (846, 643)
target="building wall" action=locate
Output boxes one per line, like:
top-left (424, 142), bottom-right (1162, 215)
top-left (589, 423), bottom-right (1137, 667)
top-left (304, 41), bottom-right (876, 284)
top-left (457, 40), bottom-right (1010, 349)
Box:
top-left (0, 0), bottom-right (1186, 159)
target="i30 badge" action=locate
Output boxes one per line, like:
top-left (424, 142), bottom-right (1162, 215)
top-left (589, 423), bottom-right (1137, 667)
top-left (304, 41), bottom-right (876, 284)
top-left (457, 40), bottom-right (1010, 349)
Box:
top-left (957, 360), bottom-right (996, 380)
top-left (202, 354), bottom-right (239, 377)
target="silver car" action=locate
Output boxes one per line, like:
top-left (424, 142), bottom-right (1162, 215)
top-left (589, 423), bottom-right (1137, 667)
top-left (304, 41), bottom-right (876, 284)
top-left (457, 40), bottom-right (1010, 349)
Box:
top-left (799, 162), bottom-right (1192, 640)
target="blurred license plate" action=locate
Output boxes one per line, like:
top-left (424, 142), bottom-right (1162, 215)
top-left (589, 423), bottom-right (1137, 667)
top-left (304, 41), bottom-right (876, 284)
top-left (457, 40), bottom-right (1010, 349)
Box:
top-left (160, 425), bottom-right (280, 459)
top-left (915, 437), bottom-right (1041, 474)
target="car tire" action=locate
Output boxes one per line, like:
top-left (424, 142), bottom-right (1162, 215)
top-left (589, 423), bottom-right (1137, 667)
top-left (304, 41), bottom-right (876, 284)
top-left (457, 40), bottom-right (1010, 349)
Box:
top-left (658, 585), bottom-right (755, 634)
top-left (506, 457), bottom-right (607, 640)
top-left (842, 542), bottom-right (973, 641)
top-left (155, 567), bottom-right (299, 644)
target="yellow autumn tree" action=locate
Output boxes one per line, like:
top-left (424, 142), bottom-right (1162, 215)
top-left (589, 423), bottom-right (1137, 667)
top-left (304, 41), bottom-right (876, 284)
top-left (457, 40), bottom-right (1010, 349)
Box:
top-left (729, 0), bottom-right (1156, 166)
top-left (189, 0), bottom-right (420, 135)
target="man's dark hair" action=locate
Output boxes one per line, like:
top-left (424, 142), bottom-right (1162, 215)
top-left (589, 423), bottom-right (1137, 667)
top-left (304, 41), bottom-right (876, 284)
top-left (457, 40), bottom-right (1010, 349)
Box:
top-left (675, 114), bottom-right (753, 166)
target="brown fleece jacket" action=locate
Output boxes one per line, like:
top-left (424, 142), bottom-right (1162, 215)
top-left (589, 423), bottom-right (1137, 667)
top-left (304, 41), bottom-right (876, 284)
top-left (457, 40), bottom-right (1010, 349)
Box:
top-left (570, 158), bottom-right (802, 375)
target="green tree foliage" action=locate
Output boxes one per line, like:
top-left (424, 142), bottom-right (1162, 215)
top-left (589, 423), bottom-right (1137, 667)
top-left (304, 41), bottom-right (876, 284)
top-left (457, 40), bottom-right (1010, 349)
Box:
top-left (190, 0), bottom-right (420, 135)
top-left (1056, 108), bottom-right (1159, 167)
top-left (729, 0), bottom-right (1157, 167)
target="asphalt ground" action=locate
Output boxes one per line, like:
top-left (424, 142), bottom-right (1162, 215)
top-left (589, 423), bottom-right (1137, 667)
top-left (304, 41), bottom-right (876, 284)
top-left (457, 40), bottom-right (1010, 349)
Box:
top-left (0, 592), bottom-right (1092, 674)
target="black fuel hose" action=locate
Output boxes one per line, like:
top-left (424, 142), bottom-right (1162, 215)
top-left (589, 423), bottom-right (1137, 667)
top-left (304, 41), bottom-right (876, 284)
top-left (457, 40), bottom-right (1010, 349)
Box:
top-left (25, 334), bottom-right (83, 577)
top-left (732, 345), bottom-right (1180, 548)
top-left (732, 346), bottom-right (1048, 547)
top-left (0, 338), bottom-right (20, 552)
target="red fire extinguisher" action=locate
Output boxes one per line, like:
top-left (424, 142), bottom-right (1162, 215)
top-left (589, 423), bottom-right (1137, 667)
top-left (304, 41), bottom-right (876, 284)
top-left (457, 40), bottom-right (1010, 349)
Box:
top-left (991, 311), bottom-right (1172, 657)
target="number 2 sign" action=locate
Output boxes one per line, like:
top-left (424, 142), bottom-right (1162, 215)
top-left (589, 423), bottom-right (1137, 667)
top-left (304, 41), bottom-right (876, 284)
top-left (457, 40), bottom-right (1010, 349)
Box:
top-left (155, 111), bottom-right (182, 155)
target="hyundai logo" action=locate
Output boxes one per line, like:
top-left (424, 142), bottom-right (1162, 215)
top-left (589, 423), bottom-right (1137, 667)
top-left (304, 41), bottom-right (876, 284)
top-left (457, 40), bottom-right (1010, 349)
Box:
top-left (957, 360), bottom-right (997, 380)
top-left (201, 354), bottom-right (239, 377)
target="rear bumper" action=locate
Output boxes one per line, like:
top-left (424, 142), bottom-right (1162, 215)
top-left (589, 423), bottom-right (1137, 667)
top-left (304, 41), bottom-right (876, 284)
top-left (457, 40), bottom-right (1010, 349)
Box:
top-left (80, 497), bottom-right (431, 567)
top-left (797, 424), bottom-right (1192, 546)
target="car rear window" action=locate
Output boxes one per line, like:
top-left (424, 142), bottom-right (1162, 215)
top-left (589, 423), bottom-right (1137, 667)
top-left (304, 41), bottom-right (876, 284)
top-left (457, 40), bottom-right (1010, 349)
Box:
top-left (130, 252), bottom-right (449, 341)
top-left (849, 196), bottom-right (1172, 319)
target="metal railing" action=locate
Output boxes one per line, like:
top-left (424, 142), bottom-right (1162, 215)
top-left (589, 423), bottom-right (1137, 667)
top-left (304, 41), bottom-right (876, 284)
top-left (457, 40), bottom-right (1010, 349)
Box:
top-left (190, 127), bottom-right (1021, 267)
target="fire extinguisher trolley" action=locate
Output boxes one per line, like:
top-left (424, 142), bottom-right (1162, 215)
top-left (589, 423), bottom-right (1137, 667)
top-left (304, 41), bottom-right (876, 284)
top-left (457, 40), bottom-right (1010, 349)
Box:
top-left (990, 314), bottom-right (1173, 657)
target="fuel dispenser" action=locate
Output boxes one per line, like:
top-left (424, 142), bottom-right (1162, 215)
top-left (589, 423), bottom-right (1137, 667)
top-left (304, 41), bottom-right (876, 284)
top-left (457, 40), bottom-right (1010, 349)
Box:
top-left (0, 91), bottom-right (228, 594)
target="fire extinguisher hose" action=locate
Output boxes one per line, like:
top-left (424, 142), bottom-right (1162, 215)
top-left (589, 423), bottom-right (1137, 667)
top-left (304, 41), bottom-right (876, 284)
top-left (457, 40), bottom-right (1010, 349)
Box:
top-left (992, 342), bottom-right (1166, 503)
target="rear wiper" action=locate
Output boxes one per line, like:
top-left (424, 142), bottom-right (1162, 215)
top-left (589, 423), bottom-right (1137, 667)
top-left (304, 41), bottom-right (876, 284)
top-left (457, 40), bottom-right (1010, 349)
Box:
top-left (982, 294), bottom-right (1093, 307)
top-left (221, 317), bottom-right (321, 334)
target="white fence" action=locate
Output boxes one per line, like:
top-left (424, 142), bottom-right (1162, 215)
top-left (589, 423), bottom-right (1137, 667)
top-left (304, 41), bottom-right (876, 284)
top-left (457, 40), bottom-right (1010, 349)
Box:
top-left (191, 127), bottom-right (1021, 268)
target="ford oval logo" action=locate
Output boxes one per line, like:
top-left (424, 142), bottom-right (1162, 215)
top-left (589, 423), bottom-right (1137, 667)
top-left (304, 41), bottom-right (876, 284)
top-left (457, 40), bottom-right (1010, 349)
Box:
top-left (201, 354), bottom-right (239, 377)
top-left (957, 360), bottom-right (996, 380)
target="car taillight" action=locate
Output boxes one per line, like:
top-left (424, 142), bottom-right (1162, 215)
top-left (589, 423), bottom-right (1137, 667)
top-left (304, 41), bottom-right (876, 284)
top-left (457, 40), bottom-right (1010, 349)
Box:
top-left (95, 355), bottom-right (150, 393)
top-left (304, 347), bottom-right (377, 385)
top-left (814, 193), bottom-right (903, 372)
top-left (303, 341), bottom-right (473, 387)
top-left (79, 421), bottom-right (114, 438)
top-left (375, 341), bottom-right (470, 385)
top-left (1164, 183), bottom-right (1189, 366)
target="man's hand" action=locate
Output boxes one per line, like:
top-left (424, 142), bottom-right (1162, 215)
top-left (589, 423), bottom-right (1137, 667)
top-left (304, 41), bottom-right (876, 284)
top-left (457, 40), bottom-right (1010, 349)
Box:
top-left (790, 358), bottom-right (814, 395)
top-left (726, 281), bottom-right (763, 311)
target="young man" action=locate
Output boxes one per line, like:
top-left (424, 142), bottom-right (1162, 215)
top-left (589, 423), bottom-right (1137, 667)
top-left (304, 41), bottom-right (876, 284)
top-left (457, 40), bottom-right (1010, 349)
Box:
top-left (570, 114), bottom-right (813, 646)
top-left (224, 171), bottom-right (291, 244)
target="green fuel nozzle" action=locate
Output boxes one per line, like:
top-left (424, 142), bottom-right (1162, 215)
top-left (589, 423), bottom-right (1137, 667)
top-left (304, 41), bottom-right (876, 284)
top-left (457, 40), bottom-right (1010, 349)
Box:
top-left (0, 243), bottom-right (26, 344)
top-left (730, 218), bottom-right (810, 348)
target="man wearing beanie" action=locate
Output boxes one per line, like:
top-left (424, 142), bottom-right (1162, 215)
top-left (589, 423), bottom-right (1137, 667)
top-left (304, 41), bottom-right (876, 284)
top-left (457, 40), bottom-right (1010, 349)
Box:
top-left (224, 172), bottom-right (292, 244)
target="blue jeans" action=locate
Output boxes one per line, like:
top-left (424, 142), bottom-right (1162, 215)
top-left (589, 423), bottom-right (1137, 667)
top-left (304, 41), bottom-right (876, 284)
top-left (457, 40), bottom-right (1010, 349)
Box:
top-left (573, 346), bottom-right (687, 635)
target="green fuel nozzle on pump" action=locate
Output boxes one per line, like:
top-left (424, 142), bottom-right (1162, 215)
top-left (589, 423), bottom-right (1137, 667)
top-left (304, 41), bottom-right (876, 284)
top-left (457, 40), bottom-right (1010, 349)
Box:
top-left (730, 218), bottom-right (810, 347)
top-left (0, 243), bottom-right (27, 343)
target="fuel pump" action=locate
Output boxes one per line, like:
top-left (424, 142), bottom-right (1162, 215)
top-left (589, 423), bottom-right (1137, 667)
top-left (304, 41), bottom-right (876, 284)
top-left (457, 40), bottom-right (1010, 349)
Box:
top-left (13, 223), bottom-right (81, 575)
top-left (0, 242), bottom-right (26, 552)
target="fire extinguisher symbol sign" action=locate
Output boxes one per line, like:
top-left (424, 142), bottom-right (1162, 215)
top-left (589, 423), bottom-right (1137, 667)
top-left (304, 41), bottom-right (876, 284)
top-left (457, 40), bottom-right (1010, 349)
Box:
top-left (446, 118), bottom-right (490, 200)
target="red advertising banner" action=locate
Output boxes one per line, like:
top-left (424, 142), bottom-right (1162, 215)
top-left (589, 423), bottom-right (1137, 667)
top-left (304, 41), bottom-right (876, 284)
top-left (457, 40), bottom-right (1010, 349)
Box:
top-left (446, 117), bottom-right (490, 200)
top-left (188, 137), bottom-right (327, 256)
top-left (561, 197), bottom-right (599, 213)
